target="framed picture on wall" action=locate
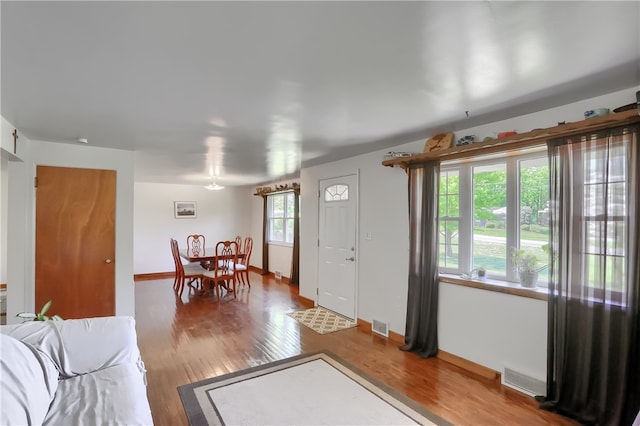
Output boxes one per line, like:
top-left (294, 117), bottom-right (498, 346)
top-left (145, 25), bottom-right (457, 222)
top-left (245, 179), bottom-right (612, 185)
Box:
top-left (174, 201), bottom-right (197, 218)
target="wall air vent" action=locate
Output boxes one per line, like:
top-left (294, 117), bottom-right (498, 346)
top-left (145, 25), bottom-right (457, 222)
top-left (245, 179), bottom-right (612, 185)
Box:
top-left (372, 319), bottom-right (389, 337)
top-left (502, 367), bottom-right (546, 397)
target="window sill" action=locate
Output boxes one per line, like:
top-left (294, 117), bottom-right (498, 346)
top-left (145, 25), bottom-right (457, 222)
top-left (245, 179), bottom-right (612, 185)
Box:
top-left (439, 274), bottom-right (548, 301)
top-left (267, 241), bottom-right (293, 248)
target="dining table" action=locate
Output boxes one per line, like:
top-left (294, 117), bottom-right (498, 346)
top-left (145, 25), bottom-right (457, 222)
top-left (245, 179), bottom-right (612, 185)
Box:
top-left (179, 248), bottom-right (245, 295)
top-left (179, 248), bottom-right (245, 266)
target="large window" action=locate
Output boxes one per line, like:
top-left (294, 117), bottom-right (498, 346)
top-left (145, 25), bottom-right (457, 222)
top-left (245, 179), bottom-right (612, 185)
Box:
top-left (582, 141), bottom-right (627, 295)
top-left (439, 153), bottom-right (550, 284)
top-left (267, 192), bottom-right (295, 244)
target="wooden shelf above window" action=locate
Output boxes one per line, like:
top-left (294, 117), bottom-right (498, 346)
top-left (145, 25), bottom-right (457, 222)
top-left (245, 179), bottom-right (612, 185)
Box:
top-left (382, 109), bottom-right (640, 170)
top-left (253, 187), bottom-right (300, 197)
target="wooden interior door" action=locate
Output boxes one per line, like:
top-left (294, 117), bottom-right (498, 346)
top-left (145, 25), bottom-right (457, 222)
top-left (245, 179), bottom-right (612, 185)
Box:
top-left (35, 166), bottom-right (116, 319)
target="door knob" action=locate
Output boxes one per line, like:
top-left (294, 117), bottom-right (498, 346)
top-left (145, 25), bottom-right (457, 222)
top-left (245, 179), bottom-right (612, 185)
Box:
top-left (345, 256), bottom-right (355, 261)
top-left (105, 259), bottom-right (112, 264)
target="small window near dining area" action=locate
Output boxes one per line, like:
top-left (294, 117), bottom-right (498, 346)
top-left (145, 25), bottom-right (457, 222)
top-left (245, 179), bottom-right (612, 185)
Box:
top-left (267, 192), bottom-right (295, 244)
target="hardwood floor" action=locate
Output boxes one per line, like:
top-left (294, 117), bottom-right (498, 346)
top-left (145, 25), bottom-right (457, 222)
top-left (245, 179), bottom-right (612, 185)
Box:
top-left (135, 274), bottom-right (576, 426)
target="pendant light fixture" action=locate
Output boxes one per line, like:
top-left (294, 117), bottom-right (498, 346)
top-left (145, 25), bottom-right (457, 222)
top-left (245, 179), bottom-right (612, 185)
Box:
top-left (204, 176), bottom-right (224, 191)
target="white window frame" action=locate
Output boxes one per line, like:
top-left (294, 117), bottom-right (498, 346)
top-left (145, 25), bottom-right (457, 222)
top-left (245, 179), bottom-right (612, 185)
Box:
top-left (440, 152), bottom-right (549, 285)
top-left (267, 191), bottom-right (295, 246)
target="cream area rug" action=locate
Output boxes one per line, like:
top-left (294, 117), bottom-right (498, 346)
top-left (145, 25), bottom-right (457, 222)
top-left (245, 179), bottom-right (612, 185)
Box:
top-left (287, 306), bottom-right (357, 334)
top-left (177, 351), bottom-right (450, 426)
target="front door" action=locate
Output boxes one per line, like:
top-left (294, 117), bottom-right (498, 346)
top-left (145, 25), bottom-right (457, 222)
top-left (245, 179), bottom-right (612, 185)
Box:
top-left (318, 174), bottom-right (357, 319)
top-left (35, 166), bottom-right (116, 319)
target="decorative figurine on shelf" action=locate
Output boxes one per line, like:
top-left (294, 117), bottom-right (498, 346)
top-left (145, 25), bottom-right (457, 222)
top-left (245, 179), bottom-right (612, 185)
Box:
top-left (584, 108), bottom-right (610, 119)
top-left (423, 132), bottom-right (453, 152)
top-left (455, 135), bottom-right (475, 146)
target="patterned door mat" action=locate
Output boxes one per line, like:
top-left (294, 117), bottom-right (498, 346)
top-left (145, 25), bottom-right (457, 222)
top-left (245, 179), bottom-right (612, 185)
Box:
top-left (287, 307), bottom-right (357, 334)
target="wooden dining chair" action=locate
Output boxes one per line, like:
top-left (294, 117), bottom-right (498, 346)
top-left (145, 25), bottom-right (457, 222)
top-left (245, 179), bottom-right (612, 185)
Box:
top-left (171, 238), bottom-right (204, 297)
top-left (187, 234), bottom-right (206, 256)
top-left (186, 234), bottom-right (209, 268)
top-left (234, 236), bottom-right (253, 287)
top-left (202, 240), bottom-right (238, 300)
top-left (170, 238), bottom-right (181, 292)
top-left (220, 235), bottom-right (241, 271)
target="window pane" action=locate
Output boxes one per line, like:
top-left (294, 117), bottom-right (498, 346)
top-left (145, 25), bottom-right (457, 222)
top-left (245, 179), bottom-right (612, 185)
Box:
top-left (270, 218), bottom-right (284, 241)
top-left (439, 170), bottom-right (459, 217)
top-left (285, 218), bottom-right (294, 243)
top-left (585, 254), bottom-right (625, 293)
top-left (473, 164), bottom-right (507, 276)
top-left (439, 220), bottom-right (459, 268)
top-left (585, 220), bottom-right (626, 257)
top-left (519, 157), bottom-right (550, 282)
top-left (439, 170), bottom-right (460, 269)
top-left (325, 184), bottom-right (349, 201)
top-left (272, 194), bottom-right (285, 217)
top-left (286, 193), bottom-right (295, 217)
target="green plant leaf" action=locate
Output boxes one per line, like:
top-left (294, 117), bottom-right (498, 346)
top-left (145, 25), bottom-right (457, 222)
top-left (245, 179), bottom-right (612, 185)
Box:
top-left (16, 300), bottom-right (61, 321)
top-left (39, 300), bottom-right (52, 316)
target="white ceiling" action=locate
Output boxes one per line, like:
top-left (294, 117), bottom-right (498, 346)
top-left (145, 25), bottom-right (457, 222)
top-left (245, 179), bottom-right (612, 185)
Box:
top-left (2, 1), bottom-right (639, 187)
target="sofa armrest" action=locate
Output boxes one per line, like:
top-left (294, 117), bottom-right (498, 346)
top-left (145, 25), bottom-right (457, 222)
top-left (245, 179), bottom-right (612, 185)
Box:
top-left (1, 316), bottom-right (142, 378)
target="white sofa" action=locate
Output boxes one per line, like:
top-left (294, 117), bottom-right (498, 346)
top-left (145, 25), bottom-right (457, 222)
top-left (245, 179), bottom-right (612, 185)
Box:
top-left (0, 316), bottom-right (153, 425)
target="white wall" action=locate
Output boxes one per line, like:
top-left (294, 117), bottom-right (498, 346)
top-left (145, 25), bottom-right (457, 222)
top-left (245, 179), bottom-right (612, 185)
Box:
top-left (1, 154), bottom-right (7, 285)
top-left (268, 244), bottom-right (293, 278)
top-left (132, 180), bottom-right (297, 278)
top-left (439, 282), bottom-right (547, 377)
top-left (300, 157), bottom-right (409, 328)
top-left (298, 86), bottom-right (638, 381)
top-left (5, 159), bottom-right (29, 323)
top-left (2, 141), bottom-right (135, 323)
top-left (1, 118), bottom-right (31, 324)
top-left (133, 182), bottom-right (252, 274)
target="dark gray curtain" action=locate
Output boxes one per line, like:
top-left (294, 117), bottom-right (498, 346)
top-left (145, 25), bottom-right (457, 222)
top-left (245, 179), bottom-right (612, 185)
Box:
top-left (401, 161), bottom-right (440, 358)
top-left (542, 125), bottom-right (640, 425)
top-left (261, 195), bottom-right (269, 275)
top-left (290, 190), bottom-right (300, 285)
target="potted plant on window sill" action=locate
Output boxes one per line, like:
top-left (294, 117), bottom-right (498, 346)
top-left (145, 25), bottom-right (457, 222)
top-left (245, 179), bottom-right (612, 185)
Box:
top-left (510, 248), bottom-right (548, 288)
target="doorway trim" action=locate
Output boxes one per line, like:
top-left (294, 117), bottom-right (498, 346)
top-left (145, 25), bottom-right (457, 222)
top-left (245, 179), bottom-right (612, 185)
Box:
top-left (316, 170), bottom-right (359, 321)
